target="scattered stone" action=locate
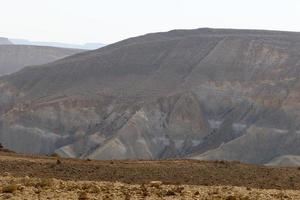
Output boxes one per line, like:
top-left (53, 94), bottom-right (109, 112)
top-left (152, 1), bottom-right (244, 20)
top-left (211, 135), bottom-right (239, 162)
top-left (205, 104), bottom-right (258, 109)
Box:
top-left (226, 195), bottom-right (237, 200)
top-left (78, 192), bottom-right (89, 200)
top-left (1, 193), bottom-right (13, 199)
top-left (2, 184), bottom-right (18, 193)
top-left (149, 181), bottom-right (162, 188)
top-left (3, 172), bottom-right (11, 177)
top-left (0, 173), bottom-right (299, 199)
top-left (165, 190), bottom-right (176, 196)
top-left (51, 153), bottom-right (60, 157)
top-left (56, 159), bottom-right (62, 165)
top-left (175, 186), bottom-right (184, 193)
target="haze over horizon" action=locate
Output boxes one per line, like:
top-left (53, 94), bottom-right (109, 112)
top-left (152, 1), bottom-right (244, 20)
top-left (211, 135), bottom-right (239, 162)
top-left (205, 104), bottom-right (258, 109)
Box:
top-left (1, 0), bottom-right (300, 45)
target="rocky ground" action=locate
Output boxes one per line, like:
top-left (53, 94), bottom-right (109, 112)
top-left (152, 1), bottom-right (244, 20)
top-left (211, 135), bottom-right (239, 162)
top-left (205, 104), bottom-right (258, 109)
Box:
top-left (1, 176), bottom-right (300, 199)
top-left (1, 152), bottom-right (300, 199)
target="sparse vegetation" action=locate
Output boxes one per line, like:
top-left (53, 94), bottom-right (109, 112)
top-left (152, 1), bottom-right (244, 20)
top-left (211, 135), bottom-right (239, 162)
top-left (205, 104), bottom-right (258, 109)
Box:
top-left (0, 153), bottom-right (299, 199)
top-left (50, 153), bottom-right (60, 157)
top-left (36, 178), bottom-right (54, 188)
top-left (56, 159), bottom-right (62, 165)
top-left (2, 184), bottom-right (18, 193)
top-left (78, 191), bottom-right (89, 200)
top-left (0, 176), bottom-right (298, 199)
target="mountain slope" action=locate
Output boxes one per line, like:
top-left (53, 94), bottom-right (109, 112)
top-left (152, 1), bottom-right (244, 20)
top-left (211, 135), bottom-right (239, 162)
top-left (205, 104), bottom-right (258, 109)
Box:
top-left (266, 155), bottom-right (300, 166)
top-left (0, 45), bottom-right (84, 75)
top-left (1, 28), bottom-right (300, 164)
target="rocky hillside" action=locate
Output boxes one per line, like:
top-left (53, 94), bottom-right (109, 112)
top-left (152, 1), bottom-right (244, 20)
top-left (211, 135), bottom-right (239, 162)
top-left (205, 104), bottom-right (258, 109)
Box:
top-left (265, 155), bottom-right (300, 166)
top-left (0, 45), bottom-right (84, 76)
top-left (1, 28), bottom-right (300, 165)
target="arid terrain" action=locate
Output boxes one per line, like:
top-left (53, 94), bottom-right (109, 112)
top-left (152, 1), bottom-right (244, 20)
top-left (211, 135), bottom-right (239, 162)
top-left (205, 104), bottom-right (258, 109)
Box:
top-left (2, 176), bottom-right (300, 200)
top-left (2, 0), bottom-right (300, 199)
top-left (3, 29), bottom-right (300, 166)
top-left (1, 151), bottom-right (300, 199)
top-left (3, 29), bottom-right (300, 199)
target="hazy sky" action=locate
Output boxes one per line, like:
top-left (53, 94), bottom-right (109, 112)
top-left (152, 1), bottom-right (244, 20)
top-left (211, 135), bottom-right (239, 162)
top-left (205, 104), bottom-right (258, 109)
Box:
top-left (1, 0), bottom-right (300, 44)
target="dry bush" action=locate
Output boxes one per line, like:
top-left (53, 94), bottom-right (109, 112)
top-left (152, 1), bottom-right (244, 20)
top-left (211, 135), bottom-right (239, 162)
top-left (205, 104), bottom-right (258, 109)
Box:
top-left (165, 190), bottom-right (176, 196)
top-left (36, 178), bottom-right (54, 188)
top-left (50, 153), bottom-right (60, 157)
top-left (21, 177), bottom-right (54, 188)
top-left (21, 176), bottom-right (36, 187)
top-left (78, 191), bottom-right (89, 200)
top-left (2, 184), bottom-right (18, 193)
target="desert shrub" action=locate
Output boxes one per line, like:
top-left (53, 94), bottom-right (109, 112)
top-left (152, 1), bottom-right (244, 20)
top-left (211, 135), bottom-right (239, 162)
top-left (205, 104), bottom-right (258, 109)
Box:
top-left (165, 190), bottom-right (176, 196)
top-left (56, 159), bottom-right (62, 165)
top-left (36, 178), bottom-right (54, 188)
top-left (78, 191), bottom-right (89, 200)
top-left (51, 153), bottom-right (60, 157)
top-left (2, 184), bottom-right (18, 193)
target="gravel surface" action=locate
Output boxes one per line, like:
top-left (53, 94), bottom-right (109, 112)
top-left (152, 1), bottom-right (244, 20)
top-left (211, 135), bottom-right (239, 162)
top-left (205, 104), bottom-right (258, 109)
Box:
top-left (1, 176), bottom-right (300, 200)
top-left (1, 152), bottom-right (300, 190)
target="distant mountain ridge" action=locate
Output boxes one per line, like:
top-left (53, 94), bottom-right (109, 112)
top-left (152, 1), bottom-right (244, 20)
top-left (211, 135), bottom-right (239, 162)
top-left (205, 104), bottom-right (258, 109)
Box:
top-left (2, 28), bottom-right (300, 166)
top-left (0, 45), bottom-right (84, 76)
top-left (10, 38), bottom-right (105, 50)
top-left (0, 37), bottom-right (12, 45)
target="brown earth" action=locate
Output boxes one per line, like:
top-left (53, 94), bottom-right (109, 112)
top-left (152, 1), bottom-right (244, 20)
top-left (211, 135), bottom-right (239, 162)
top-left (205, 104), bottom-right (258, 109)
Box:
top-left (0, 152), bottom-right (300, 191)
top-left (1, 176), bottom-right (300, 200)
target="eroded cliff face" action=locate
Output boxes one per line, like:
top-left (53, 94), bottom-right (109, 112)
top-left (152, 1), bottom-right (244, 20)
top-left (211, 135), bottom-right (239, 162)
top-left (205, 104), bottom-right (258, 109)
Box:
top-left (1, 29), bottom-right (300, 164)
top-left (0, 91), bottom-right (210, 159)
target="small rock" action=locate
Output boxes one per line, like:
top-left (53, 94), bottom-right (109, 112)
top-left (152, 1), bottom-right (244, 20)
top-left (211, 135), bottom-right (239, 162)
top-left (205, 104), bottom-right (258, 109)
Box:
top-left (165, 190), bottom-right (176, 196)
top-left (18, 185), bottom-right (26, 191)
top-left (3, 172), bottom-right (11, 177)
top-left (149, 181), bottom-right (162, 188)
top-left (175, 186), bottom-right (184, 193)
top-left (51, 153), bottom-right (60, 157)
top-left (56, 159), bottom-right (62, 165)
top-left (34, 188), bottom-right (41, 194)
top-left (226, 195), bottom-right (237, 200)
top-left (2, 184), bottom-right (18, 193)
top-left (2, 193), bottom-right (13, 199)
top-left (78, 192), bottom-right (89, 200)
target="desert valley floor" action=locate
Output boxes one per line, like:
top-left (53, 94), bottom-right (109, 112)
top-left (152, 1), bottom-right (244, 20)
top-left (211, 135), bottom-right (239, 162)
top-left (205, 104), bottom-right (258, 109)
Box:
top-left (0, 151), bottom-right (300, 199)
